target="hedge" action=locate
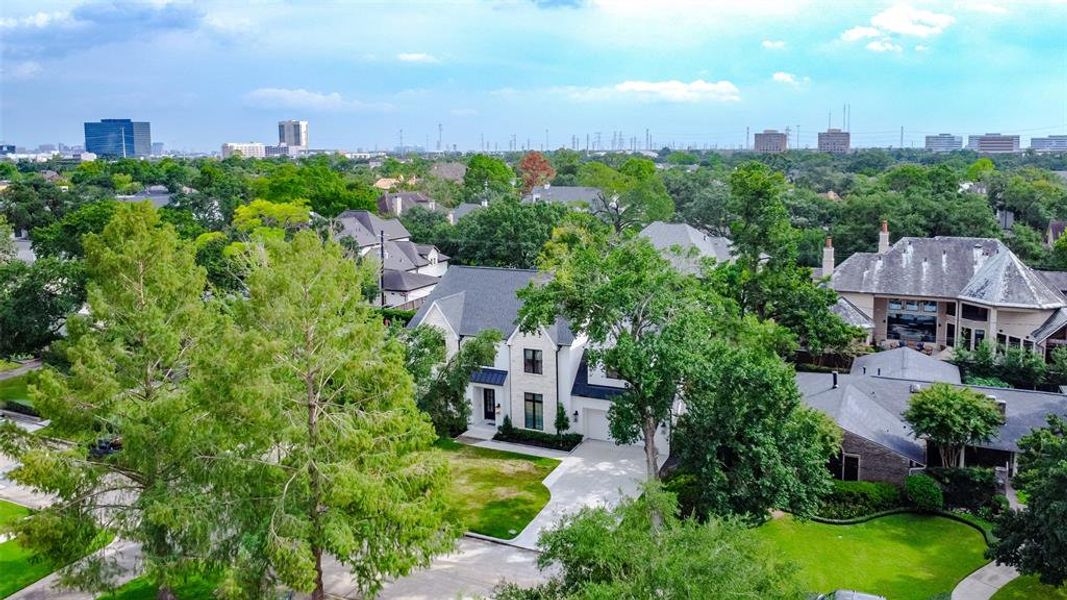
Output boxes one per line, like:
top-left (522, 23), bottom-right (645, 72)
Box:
top-left (2, 399), bottom-right (40, 418)
top-left (816, 480), bottom-right (904, 519)
top-left (808, 508), bottom-right (997, 547)
top-left (493, 427), bottom-right (583, 451)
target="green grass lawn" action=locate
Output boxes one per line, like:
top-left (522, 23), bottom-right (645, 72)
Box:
top-left (992, 575), bottom-right (1067, 599)
top-left (755, 513), bottom-right (989, 600)
top-left (0, 374), bottom-right (31, 404)
top-left (99, 575), bottom-right (218, 600)
top-left (0, 361), bottom-right (20, 373)
top-left (436, 438), bottom-right (559, 539)
top-left (0, 501), bottom-right (29, 528)
top-left (0, 538), bottom-right (59, 599)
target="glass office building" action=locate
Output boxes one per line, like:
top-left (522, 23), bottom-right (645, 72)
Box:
top-left (83, 119), bottom-right (152, 157)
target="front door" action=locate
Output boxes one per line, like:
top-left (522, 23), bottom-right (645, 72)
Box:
top-left (483, 388), bottom-right (496, 421)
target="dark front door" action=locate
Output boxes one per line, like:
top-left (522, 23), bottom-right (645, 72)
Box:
top-left (483, 388), bottom-right (496, 421)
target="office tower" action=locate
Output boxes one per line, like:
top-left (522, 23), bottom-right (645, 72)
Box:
top-left (925, 133), bottom-right (963, 152)
top-left (817, 128), bottom-right (850, 154)
top-left (753, 129), bottom-right (788, 153)
top-left (84, 119), bottom-right (152, 157)
top-left (278, 120), bottom-right (309, 147)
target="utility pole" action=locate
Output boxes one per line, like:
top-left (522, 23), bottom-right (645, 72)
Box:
top-left (379, 229), bottom-right (385, 307)
top-left (745, 126), bottom-right (750, 150)
top-left (545, 128), bottom-right (549, 151)
top-left (399, 129), bottom-right (404, 154)
top-left (797, 125), bottom-right (801, 149)
top-left (900, 126), bottom-right (904, 148)
top-left (437, 123), bottom-right (442, 152)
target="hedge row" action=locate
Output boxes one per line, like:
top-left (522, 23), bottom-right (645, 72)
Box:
top-left (493, 427), bottom-right (583, 451)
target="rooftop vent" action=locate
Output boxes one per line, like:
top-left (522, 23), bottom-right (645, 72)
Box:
top-left (909, 383), bottom-right (923, 393)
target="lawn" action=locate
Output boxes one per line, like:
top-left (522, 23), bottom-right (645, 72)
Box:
top-left (992, 576), bottom-right (1067, 599)
top-left (755, 513), bottom-right (989, 600)
top-left (0, 374), bottom-right (31, 404)
top-left (436, 439), bottom-right (559, 539)
top-left (0, 500), bottom-right (29, 528)
top-left (99, 575), bottom-right (218, 600)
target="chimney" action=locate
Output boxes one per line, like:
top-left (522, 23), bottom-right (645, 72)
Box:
top-left (990, 395), bottom-right (1006, 417)
top-left (831, 371), bottom-right (839, 389)
top-left (822, 237), bottom-right (835, 276)
top-left (878, 220), bottom-right (890, 253)
top-left (481, 197), bottom-right (489, 208)
top-left (393, 196), bottom-right (403, 216)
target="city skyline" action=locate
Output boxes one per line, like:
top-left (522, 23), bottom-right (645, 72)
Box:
top-left (2, 0), bottom-right (1066, 152)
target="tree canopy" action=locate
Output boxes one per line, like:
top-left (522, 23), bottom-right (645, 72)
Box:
top-left (902, 383), bottom-right (1004, 467)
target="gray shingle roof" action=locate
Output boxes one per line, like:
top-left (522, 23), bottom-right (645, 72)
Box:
top-left (335, 210), bottom-right (410, 247)
top-left (850, 347), bottom-right (961, 383)
top-left (1032, 307), bottom-right (1067, 342)
top-left (639, 221), bottom-right (734, 274)
top-left (522, 185), bottom-right (601, 205)
top-left (376, 191), bottom-right (439, 215)
top-left (1038, 270), bottom-right (1067, 295)
top-left (831, 236), bottom-right (1065, 309)
top-left (797, 371), bottom-right (1067, 457)
top-left (832, 296), bottom-right (874, 330)
top-left (451, 203), bottom-right (484, 221)
top-left (408, 266), bottom-right (574, 345)
top-left (430, 162), bottom-right (467, 183)
top-left (381, 269), bottom-right (438, 292)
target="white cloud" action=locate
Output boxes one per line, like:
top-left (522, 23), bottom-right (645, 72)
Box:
top-left (771, 71), bottom-right (810, 87)
top-left (2, 60), bottom-right (43, 80)
top-left (866, 38), bottom-right (903, 53)
top-left (0, 11), bottom-right (72, 29)
top-left (761, 39), bottom-right (786, 49)
top-left (870, 4), bottom-right (954, 37)
top-left (841, 26), bottom-right (882, 42)
top-left (396, 52), bottom-right (439, 63)
top-left (914, 44), bottom-right (930, 52)
top-left (243, 88), bottom-right (391, 112)
top-left (561, 79), bottom-right (740, 103)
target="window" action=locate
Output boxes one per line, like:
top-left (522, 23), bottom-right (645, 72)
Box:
top-left (922, 302), bottom-right (938, 313)
top-left (946, 323), bottom-right (955, 347)
top-left (962, 304), bottom-right (989, 321)
top-left (1008, 336), bottom-right (1021, 349)
top-left (906, 300), bottom-right (919, 312)
top-left (1024, 340), bottom-right (1034, 352)
top-left (842, 454), bottom-right (860, 481)
top-left (524, 393), bottom-right (544, 430)
top-left (961, 327), bottom-right (973, 349)
top-left (523, 349), bottom-right (543, 374)
top-left (997, 333), bottom-right (1007, 348)
top-left (888, 299), bottom-right (903, 311)
top-left (946, 302), bottom-right (956, 316)
top-left (975, 329), bottom-right (986, 347)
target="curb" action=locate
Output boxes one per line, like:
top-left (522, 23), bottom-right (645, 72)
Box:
top-left (463, 532), bottom-right (541, 553)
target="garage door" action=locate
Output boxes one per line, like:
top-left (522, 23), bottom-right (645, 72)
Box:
top-left (584, 408), bottom-right (611, 441)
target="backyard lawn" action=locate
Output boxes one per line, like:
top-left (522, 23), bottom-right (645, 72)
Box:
top-left (436, 439), bottom-right (559, 539)
top-left (755, 513), bottom-right (989, 600)
top-left (992, 576), bottom-right (1067, 599)
top-left (0, 375), bottom-right (30, 404)
top-left (99, 575), bottom-right (218, 600)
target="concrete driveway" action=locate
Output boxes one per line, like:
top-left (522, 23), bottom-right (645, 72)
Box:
top-left (508, 440), bottom-right (651, 550)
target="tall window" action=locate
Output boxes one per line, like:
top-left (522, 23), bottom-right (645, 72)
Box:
top-left (524, 349), bottom-right (543, 374)
top-left (524, 393), bottom-right (544, 430)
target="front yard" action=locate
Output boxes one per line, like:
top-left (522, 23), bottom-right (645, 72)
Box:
top-left (992, 576), bottom-right (1067, 599)
top-left (0, 499), bottom-right (55, 599)
top-left (436, 439), bottom-right (559, 540)
top-left (755, 513), bottom-right (989, 600)
top-left (0, 375), bottom-right (30, 405)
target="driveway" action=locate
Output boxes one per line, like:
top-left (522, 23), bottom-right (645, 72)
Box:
top-left (507, 440), bottom-right (652, 550)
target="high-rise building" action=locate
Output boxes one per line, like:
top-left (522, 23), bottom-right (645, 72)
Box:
top-left (1031, 135), bottom-right (1067, 152)
top-left (753, 129), bottom-right (788, 153)
top-left (0, 145), bottom-right (14, 155)
top-left (221, 142), bottom-right (266, 159)
top-left (925, 133), bottom-right (963, 152)
top-left (151, 142), bottom-right (165, 156)
top-left (84, 119), bottom-right (152, 157)
top-left (278, 120), bottom-right (309, 148)
top-left (968, 133), bottom-right (1020, 154)
top-left (817, 128), bottom-right (850, 154)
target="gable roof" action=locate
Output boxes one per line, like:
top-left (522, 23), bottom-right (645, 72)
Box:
top-left (430, 162), bottom-right (467, 183)
top-left (522, 185), bottom-right (601, 205)
top-left (639, 221), bottom-right (734, 274)
top-left (832, 296), bottom-right (874, 330)
top-left (335, 210), bottom-right (410, 247)
top-left (382, 269), bottom-right (439, 292)
top-left (850, 347), bottom-right (961, 383)
top-left (409, 265), bottom-right (574, 345)
top-left (451, 203), bottom-right (484, 221)
top-left (831, 236), bottom-right (1065, 309)
top-left (377, 191), bottom-right (438, 215)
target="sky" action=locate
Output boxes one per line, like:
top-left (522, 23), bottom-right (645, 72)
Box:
top-left (1, 0), bottom-right (1066, 152)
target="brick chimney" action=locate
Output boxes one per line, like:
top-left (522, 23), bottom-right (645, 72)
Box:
top-left (393, 196), bottom-right (403, 216)
top-left (878, 219), bottom-right (890, 253)
top-left (822, 237), bottom-right (835, 276)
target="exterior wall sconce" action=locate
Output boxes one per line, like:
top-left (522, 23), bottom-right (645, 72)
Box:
top-left (572, 410), bottom-right (579, 423)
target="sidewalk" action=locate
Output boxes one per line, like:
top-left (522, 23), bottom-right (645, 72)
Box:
top-left (952, 561), bottom-right (1020, 600)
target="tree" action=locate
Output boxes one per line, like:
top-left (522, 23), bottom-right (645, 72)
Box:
top-left (463, 154), bottom-right (513, 197)
top-left (0, 257), bottom-right (85, 358)
top-left (518, 229), bottom-right (716, 480)
top-left (670, 340), bottom-right (841, 522)
top-left (0, 179), bottom-right (79, 234)
top-left (999, 346), bottom-right (1046, 389)
top-left (494, 485), bottom-right (803, 600)
top-left (517, 151), bottom-right (556, 194)
top-left (198, 230), bottom-right (455, 599)
top-left (442, 198), bottom-right (570, 268)
top-left (966, 157), bottom-right (996, 182)
top-left (2, 203), bottom-right (216, 598)
top-left (405, 326), bottom-right (502, 437)
top-left (252, 161), bottom-right (376, 218)
top-left (554, 402), bottom-right (570, 442)
top-left (988, 415), bottom-right (1067, 586)
top-left (232, 198), bottom-right (311, 234)
top-left (588, 178), bottom-right (674, 233)
top-left (0, 214), bottom-right (14, 263)
top-left (400, 204), bottom-right (450, 244)
top-left (903, 383), bottom-right (1004, 467)
top-left (31, 200), bottom-right (119, 259)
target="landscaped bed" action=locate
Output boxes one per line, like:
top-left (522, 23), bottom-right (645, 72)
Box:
top-left (992, 575), bottom-right (1067, 599)
top-left (436, 438), bottom-right (559, 539)
top-left (755, 512), bottom-right (989, 600)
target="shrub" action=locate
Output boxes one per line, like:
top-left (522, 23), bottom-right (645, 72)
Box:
top-left (499, 414), bottom-right (515, 437)
top-left (927, 467), bottom-right (996, 510)
top-left (2, 399), bottom-right (40, 418)
top-left (906, 473), bottom-right (944, 512)
top-left (817, 480), bottom-right (904, 519)
top-left (494, 426), bottom-right (582, 451)
top-left (663, 472), bottom-right (702, 518)
top-left (989, 494), bottom-right (1010, 516)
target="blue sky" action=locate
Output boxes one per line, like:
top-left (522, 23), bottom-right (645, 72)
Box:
top-left (2, 0), bottom-right (1066, 152)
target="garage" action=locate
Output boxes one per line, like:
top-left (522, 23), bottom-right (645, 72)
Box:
top-left (583, 408), bottom-right (611, 441)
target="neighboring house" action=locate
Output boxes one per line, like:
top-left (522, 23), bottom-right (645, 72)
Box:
top-left (639, 221), bottom-right (732, 274)
top-left (798, 350), bottom-right (1067, 484)
top-left (334, 210), bottom-right (448, 309)
top-left (829, 220), bottom-right (1067, 357)
top-left (448, 201), bottom-right (485, 224)
top-left (1047, 220), bottom-right (1066, 247)
top-left (378, 191), bottom-right (440, 216)
top-left (408, 266), bottom-right (669, 448)
top-left (522, 184), bottom-right (601, 206)
top-left (116, 184), bottom-right (173, 208)
top-left (430, 161), bottom-right (467, 183)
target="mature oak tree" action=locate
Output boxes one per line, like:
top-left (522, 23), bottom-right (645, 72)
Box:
top-left (903, 383), bottom-right (1003, 468)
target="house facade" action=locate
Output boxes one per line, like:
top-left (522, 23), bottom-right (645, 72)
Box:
top-left (829, 221), bottom-right (1067, 358)
top-left (408, 266), bottom-right (669, 449)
